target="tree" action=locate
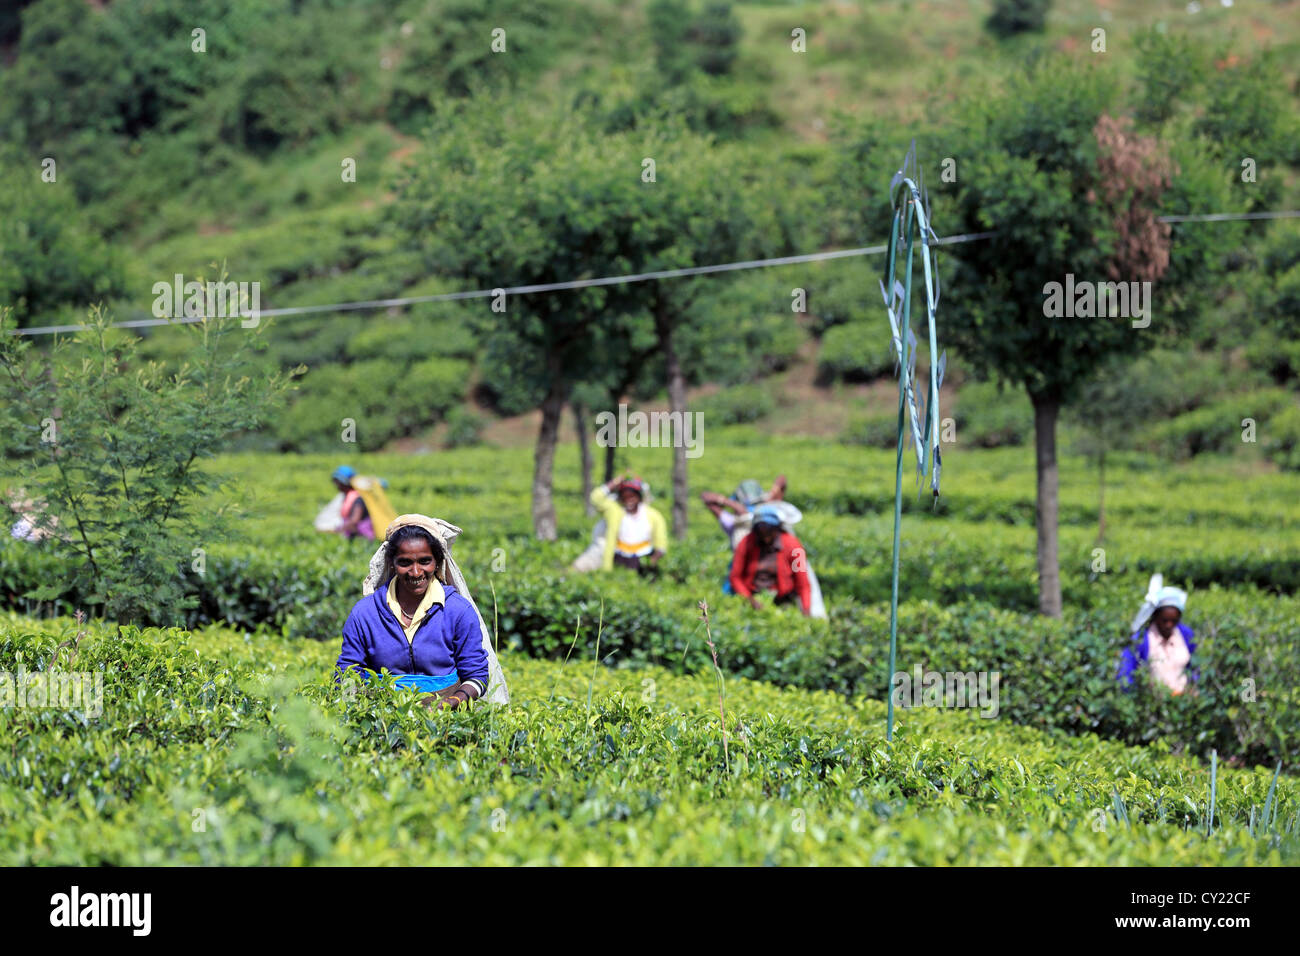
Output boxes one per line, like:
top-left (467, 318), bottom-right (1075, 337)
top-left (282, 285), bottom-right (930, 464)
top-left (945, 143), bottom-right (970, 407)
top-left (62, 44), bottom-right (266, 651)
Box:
top-left (0, 296), bottom-right (295, 626)
top-left (647, 0), bottom-right (694, 86)
top-left (393, 99), bottom-right (644, 539)
top-left (648, 0), bottom-right (742, 84)
top-left (0, 146), bottom-right (125, 326)
top-left (1245, 223), bottom-right (1300, 383)
top-left (688, 3), bottom-right (742, 77)
top-left (626, 133), bottom-right (793, 538)
top-left (935, 64), bottom-right (1218, 616)
top-left (394, 98), bottom-right (794, 539)
top-left (1064, 355), bottom-right (1151, 543)
top-left (985, 0), bottom-right (1051, 39)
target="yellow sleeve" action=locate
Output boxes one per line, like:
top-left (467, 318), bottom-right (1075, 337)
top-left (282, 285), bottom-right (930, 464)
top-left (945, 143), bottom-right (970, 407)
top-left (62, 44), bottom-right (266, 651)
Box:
top-left (652, 509), bottom-right (668, 554)
top-left (590, 485), bottom-right (620, 521)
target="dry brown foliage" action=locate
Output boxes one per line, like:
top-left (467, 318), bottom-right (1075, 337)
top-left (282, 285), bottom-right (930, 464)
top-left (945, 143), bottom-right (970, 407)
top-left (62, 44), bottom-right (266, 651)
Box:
top-left (1089, 114), bottom-right (1175, 283)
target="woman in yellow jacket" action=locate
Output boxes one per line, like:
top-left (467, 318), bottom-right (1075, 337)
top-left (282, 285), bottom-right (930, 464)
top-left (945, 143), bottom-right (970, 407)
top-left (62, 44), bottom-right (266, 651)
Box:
top-left (589, 474), bottom-right (668, 574)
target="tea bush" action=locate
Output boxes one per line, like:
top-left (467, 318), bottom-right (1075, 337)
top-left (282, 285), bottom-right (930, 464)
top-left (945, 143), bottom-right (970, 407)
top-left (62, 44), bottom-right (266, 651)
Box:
top-left (1, 617), bottom-right (1294, 865)
top-left (950, 380), bottom-right (1033, 448)
top-left (816, 321), bottom-right (894, 384)
top-left (1140, 388), bottom-right (1293, 459)
top-left (692, 383), bottom-right (776, 425)
top-left (1264, 403), bottom-right (1300, 472)
top-left (1, 440), bottom-right (1296, 766)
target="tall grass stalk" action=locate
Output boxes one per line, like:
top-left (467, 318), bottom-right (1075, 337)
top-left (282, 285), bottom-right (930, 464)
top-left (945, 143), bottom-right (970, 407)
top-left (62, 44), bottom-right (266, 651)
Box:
top-left (1207, 749), bottom-right (1218, 836)
top-left (698, 601), bottom-right (729, 772)
top-left (549, 613), bottom-right (582, 705)
top-left (1262, 760), bottom-right (1282, 834)
top-left (586, 598), bottom-right (604, 725)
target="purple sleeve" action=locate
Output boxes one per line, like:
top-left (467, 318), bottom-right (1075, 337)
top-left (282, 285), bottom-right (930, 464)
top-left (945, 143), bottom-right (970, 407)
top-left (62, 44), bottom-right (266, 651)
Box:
top-left (717, 512), bottom-right (736, 534)
top-left (448, 595), bottom-right (490, 690)
top-left (336, 609), bottom-right (369, 683)
top-left (1181, 624), bottom-right (1198, 683)
top-left (1116, 630), bottom-right (1147, 687)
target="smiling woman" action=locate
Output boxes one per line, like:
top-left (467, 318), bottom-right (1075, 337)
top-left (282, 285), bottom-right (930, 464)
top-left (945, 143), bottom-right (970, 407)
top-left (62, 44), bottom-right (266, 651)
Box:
top-left (336, 514), bottom-right (509, 707)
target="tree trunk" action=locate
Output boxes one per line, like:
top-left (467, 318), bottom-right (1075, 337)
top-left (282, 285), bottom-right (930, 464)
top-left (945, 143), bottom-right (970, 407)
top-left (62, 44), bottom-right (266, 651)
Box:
top-left (603, 439), bottom-right (617, 485)
top-left (1097, 449), bottom-right (1106, 544)
top-left (574, 401), bottom-right (594, 517)
top-left (1032, 394), bottom-right (1062, 617)
top-left (532, 358), bottom-right (567, 540)
top-left (655, 299), bottom-right (689, 540)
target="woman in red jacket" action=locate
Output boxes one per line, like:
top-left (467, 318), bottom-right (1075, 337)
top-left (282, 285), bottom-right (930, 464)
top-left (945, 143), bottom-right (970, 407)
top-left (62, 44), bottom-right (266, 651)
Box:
top-left (729, 505), bottom-right (811, 616)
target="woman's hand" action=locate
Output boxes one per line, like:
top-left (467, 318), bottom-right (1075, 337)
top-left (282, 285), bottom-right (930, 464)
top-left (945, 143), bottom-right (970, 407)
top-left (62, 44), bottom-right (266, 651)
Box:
top-left (748, 595), bottom-right (763, 611)
top-left (420, 687), bottom-right (470, 711)
top-left (438, 691), bottom-right (468, 711)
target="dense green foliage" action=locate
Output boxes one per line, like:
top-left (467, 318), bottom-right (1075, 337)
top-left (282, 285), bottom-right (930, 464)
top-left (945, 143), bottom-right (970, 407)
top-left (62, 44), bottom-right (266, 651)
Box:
top-left (0, 306), bottom-right (293, 624)
top-left (985, 0), bottom-right (1052, 39)
top-left (1, 0), bottom-right (1298, 867)
top-left (0, 147), bottom-right (125, 326)
top-left (1, 616), bottom-right (1294, 864)
top-left (2, 440), bottom-right (1296, 768)
top-left (3, 0), bottom-right (1294, 467)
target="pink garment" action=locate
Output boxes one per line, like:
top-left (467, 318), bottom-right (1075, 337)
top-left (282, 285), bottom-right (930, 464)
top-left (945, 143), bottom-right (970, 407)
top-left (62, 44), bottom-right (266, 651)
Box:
top-left (1147, 625), bottom-right (1190, 694)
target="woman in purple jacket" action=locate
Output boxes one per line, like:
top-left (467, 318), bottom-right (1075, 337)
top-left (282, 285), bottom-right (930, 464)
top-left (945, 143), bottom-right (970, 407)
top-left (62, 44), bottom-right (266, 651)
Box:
top-left (336, 520), bottom-right (492, 710)
top-left (1117, 574), bottom-right (1196, 695)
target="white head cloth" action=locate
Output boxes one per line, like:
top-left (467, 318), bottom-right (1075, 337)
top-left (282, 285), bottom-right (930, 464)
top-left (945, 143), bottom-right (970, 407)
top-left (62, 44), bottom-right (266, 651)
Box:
top-left (363, 514), bottom-right (509, 704)
top-left (1130, 573), bottom-right (1188, 635)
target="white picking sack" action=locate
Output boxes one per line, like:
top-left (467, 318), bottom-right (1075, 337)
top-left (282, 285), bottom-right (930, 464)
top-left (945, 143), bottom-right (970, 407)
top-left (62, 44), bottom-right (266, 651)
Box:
top-left (314, 493), bottom-right (345, 532)
top-left (806, 564), bottom-right (828, 620)
top-left (570, 519), bottom-right (607, 573)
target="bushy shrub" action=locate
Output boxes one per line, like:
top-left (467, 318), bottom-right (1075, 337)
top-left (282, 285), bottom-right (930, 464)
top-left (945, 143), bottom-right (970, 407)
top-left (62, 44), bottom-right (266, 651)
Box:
top-left (403, 357), bottom-right (469, 420)
top-left (0, 146), bottom-right (126, 325)
top-left (2, 441), bottom-right (1298, 770)
top-left (839, 411), bottom-right (899, 448)
top-left (273, 356), bottom-right (468, 452)
top-left (3, 616), bottom-right (1294, 865)
top-left (689, 3), bottom-right (742, 76)
top-left (1142, 388), bottom-right (1292, 459)
top-left (692, 384), bottom-right (776, 426)
top-left (951, 380), bottom-right (1032, 448)
top-left (387, 0), bottom-right (567, 129)
top-left (985, 0), bottom-right (1051, 38)
top-left (443, 407), bottom-right (489, 449)
top-left (1263, 403), bottom-right (1300, 472)
top-left (816, 321), bottom-right (894, 384)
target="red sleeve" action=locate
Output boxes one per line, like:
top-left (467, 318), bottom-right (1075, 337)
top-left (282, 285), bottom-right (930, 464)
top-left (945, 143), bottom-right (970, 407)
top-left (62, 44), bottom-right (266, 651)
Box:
top-left (730, 534), bottom-right (755, 597)
top-left (787, 535), bottom-right (811, 614)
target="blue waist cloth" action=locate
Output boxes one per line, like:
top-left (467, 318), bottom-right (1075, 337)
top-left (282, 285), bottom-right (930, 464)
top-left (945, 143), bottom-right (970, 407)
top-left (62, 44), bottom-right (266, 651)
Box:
top-left (364, 670), bottom-right (459, 692)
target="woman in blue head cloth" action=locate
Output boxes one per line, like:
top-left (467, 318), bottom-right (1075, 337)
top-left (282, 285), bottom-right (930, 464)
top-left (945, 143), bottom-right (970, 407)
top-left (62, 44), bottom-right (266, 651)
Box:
top-left (326, 465), bottom-right (374, 540)
top-left (729, 503), bottom-right (813, 616)
top-left (1117, 574), bottom-right (1197, 694)
top-left (700, 475), bottom-right (786, 551)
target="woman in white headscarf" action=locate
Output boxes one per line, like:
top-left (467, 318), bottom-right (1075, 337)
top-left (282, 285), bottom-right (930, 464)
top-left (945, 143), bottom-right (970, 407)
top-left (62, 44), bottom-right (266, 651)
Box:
top-left (336, 514), bottom-right (509, 707)
top-left (1117, 574), bottom-right (1196, 695)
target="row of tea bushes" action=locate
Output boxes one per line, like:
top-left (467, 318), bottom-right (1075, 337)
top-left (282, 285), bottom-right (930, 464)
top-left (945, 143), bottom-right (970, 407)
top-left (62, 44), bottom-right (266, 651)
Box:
top-left (2, 532), bottom-right (1297, 765)
top-left (478, 574), bottom-right (1300, 766)
top-left (1, 618), bottom-right (1294, 865)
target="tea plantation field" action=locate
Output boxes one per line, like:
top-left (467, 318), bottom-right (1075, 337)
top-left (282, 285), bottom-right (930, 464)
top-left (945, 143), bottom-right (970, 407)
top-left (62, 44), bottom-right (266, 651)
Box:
top-left (1, 618), bottom-right (1295, 865)
top-left (1, 435), bottom-right (1297, 864)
